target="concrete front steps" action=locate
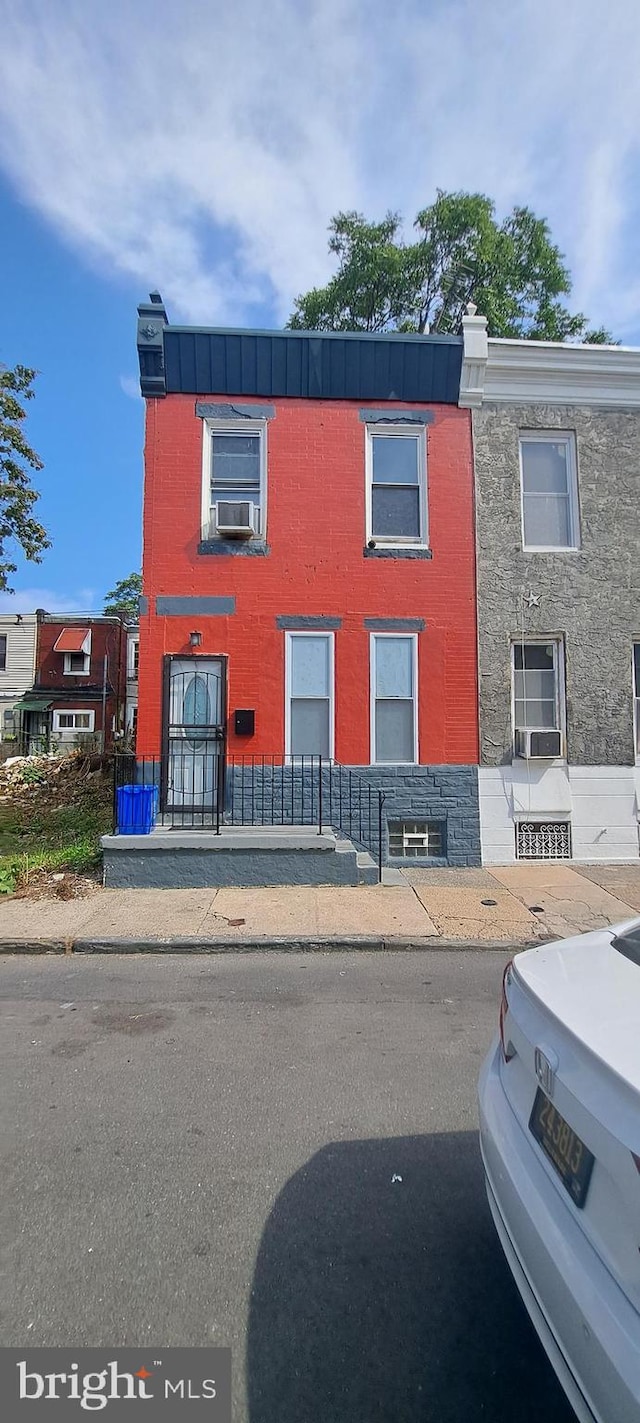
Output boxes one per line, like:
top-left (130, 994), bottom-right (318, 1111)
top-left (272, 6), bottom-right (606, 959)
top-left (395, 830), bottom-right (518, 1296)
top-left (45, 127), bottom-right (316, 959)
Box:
top-left (101, 824), bottom-right (379, 889)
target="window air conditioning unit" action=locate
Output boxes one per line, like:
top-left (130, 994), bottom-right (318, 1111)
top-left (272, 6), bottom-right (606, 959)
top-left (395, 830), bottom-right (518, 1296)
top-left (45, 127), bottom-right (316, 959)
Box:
top-left (515, 728), bottom-right (562, 759)
top-left (214, 501), bottom-right (257, 538)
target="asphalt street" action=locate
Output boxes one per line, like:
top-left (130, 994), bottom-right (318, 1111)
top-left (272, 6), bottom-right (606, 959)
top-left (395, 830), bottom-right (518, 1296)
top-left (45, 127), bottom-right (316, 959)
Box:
top-left (1, 950), bottom-right (576, 1422)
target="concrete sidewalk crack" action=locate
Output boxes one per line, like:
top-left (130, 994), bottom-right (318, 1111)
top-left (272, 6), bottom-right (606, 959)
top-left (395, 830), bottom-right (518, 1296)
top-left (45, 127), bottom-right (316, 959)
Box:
top-left (406, 881), bottom-right (440, 936)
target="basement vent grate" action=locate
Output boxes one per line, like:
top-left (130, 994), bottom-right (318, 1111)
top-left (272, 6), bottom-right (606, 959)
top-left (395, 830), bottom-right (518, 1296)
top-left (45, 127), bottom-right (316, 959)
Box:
top-left (516, 820), bottom-right (571, 861)
top-left (388, 820), bottom-right (445, 859)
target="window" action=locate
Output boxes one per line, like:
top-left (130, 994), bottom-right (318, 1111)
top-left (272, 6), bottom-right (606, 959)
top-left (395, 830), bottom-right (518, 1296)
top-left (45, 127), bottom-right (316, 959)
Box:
top-left (128, 637), bottom-right (139, 679)
top-left (366, 428), bottom-right (427, 545)
top-left (512, 640), bottom-right (563, 734)
top-left (64, 651), bottom-right (90, 675)
top-left (371, 634), bottom-right (418, 764)
top-left (388, 820), bottom-right (445, 858)
top-left (634, 645), bottom-right (640, 756)
top-left (52, 710), bottom-right (95, 732)
top-left (519, 433), bottom-right (579, 550)
top-left (0, 636), bottom-right (6, 671)
top-left (285, 633), bottom-right (334, 759)
top-left (203, 422), bottom-right (266, 539)
top-left (3, 709), bottom-right (14, 727)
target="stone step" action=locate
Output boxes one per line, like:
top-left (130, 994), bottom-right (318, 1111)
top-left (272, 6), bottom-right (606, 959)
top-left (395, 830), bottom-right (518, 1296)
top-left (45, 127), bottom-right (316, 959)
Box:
top-left (101, 824), bottom-right (379, 889)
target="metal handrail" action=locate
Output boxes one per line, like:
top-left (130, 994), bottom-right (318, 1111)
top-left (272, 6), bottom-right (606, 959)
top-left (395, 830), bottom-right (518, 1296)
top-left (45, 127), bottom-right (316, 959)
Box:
top-left (111, 752), bottom-right (386, 880)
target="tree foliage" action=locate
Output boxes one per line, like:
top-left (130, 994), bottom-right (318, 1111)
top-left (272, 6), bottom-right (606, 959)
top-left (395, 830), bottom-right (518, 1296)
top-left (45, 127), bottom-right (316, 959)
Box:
top-left (104, 571), bottom-right (142, 619)
top-left (0, 364), bottom-right (49, 591)
top-left (288, 192), bottom-right (612, 343)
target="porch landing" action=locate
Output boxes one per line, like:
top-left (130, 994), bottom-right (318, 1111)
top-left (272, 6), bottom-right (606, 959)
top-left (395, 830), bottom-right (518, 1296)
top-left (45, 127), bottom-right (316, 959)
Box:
top-left (101, 824), bottom-right (379, 889)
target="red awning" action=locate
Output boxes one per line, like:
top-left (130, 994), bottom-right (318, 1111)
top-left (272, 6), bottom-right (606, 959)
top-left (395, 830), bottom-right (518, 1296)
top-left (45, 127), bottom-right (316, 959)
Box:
top-left (53, 627), bottom-right (90, 653)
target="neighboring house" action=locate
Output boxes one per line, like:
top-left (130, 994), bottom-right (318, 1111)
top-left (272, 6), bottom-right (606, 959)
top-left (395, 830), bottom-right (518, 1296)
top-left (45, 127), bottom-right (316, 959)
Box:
top-left (135, 292), bottom-right (481, 867)
top-left (18, 612), bottom-right (132, 754)
top-left (460, 306), bottom-right (640, 863)
top-left (0, 613), bottom-right (38, 744)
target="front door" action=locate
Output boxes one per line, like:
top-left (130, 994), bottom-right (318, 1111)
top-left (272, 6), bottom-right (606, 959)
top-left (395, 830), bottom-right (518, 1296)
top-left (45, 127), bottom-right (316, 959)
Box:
top-left (23, 710), bottom-right (50, 756)
top-left (164, 657), bottom-right (226, 816)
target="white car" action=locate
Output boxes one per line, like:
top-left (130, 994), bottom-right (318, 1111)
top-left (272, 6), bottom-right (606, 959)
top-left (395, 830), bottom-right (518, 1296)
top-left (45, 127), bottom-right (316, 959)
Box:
top-left (478, 920), bottom-right (640, 1423)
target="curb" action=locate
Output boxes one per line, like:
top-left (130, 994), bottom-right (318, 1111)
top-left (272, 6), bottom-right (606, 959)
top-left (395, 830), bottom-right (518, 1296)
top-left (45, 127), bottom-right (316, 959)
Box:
top-left (0, 934), bottom-right (550, 956)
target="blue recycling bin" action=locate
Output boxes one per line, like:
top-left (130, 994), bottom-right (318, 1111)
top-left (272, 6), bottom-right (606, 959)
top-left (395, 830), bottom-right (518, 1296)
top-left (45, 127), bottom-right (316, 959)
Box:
top-left (116, 783), bottom-right (159, 835)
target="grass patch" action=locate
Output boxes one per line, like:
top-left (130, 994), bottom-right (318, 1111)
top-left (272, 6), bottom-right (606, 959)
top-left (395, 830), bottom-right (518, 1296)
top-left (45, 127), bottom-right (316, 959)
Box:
top-left (0, 755), bottom-right (113, 893)
top-left (0, 841), bottom-right (102, 895)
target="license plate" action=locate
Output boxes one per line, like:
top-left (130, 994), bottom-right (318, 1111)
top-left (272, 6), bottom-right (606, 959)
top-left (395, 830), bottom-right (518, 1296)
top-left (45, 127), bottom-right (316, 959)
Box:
top-left (529, 1088), bottom-right (595, 1209)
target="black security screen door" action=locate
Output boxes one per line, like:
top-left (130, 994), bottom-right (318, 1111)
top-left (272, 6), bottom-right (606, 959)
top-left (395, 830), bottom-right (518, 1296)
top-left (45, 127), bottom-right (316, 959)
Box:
top-left (163, 657), bottom-right (226, 814)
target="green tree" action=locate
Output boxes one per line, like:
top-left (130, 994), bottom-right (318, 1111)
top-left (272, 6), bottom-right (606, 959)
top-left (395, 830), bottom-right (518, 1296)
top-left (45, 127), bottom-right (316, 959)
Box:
top-left (104, 571), bottom-right (142, 619)
top-left (288, 193), bottom-right (612, 342)
top-left (0, 364), bottom-right (49, 590)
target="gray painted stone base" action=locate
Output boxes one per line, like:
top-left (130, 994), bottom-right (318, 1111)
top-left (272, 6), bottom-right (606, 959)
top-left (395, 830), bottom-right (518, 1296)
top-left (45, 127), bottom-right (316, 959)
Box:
top-left (101, 827), bottom-right (378, 889)
top-left (343, 765), bottom-right (482, 868)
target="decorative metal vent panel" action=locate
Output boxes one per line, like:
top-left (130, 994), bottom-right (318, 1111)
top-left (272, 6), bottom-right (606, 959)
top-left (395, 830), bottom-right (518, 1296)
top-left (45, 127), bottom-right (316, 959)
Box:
top-left (516, 820), bottom-right (571, 860)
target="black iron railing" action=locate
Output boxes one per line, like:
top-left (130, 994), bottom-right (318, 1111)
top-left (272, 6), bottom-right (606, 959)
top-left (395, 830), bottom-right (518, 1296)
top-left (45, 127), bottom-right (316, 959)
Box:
top-left (112, 752), bottom-right (386, 880)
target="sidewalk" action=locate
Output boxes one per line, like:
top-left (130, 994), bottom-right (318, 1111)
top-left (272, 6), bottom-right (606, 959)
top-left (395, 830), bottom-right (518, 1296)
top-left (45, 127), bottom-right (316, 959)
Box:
top-left (1, 862), bottom-right (640, 952)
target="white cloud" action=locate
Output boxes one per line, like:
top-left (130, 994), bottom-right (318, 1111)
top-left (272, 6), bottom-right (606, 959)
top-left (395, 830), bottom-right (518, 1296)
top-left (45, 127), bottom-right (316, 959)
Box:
top-left (119, 374), bottom-right (142, 401)
top-left (0, 0), bottom-right (639, 334)
top-left (0, 588), bottom-right (98, 615)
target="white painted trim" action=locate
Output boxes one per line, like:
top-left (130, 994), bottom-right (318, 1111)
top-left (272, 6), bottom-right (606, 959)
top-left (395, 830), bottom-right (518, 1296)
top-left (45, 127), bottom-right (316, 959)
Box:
top-left (284, 630), bottom-right (335, 761)
top-left (479, 764), bottom-right (640, 864)
top-left (369, 632), bottom-right (419, 765)
top-left (518, 430), bottom-right (580, 552)
top-left (52, 709), bottom-right (95, 732)
top-left (200, 418), bottom-right (267, 541)
top-left (364, 424), bottom-right (428, 547)
top-left (460, 309), bottom-right (640, 409)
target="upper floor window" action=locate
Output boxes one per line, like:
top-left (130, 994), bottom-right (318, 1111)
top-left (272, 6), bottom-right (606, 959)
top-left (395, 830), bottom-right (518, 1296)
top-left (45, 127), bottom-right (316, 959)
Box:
top-left (128, 636), bottom-right (140, 680)
top-left (203, 422), bottom-right (266, 541)
top-left (519, 433), bottom-right (580, 551)
top-left (64, 651), bottom-right (90, 675)
top-left (0, 635), bottom-right (6, 671)
top-left (366, 428), bottom-right (427, 547)
top-left (54, 627), bottom-right (91, 675)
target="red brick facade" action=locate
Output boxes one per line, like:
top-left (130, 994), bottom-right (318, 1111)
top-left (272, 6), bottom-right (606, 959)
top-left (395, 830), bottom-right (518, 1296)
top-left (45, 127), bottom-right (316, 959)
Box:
top-left (138, 395), bottom-right (478, 764)
top-left (35, 617), bottom-right (128, 744)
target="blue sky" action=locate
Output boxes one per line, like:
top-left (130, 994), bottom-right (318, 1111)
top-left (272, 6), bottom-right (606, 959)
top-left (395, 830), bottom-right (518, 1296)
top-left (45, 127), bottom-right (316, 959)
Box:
top-left (1, 0), bottom-right (640, 612)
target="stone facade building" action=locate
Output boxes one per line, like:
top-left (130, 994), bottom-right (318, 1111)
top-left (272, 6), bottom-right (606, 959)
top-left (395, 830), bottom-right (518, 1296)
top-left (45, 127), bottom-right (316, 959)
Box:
top-left (460, 310), bottom-right (640, 863)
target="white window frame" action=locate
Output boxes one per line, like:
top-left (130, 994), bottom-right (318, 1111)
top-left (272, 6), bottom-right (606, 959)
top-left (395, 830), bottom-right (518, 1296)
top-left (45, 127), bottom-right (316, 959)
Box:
top-left (284, 631), bottom-right (335, 761)
top-left (633, 644), bottom-right (640, 760)
top-left (63, 651), bottom-right (90, 675)
top-left (370, 632), bottom-right (419, 766)
top-left (127, 635), bottom-right (140, 680)
top-left (519, 430), bottom-right (580, 552)
top-left (201, 419), bottom-right (267, 541)
top-left (52, 709), bottom-right (95, 732)
top-left (365, 425), bottom-right (428, 548)
top-left (510, 637), bottom-right (565, 749)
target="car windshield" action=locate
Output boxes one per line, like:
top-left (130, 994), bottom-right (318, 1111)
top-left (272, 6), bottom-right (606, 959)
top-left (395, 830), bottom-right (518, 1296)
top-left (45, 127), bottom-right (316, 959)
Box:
top-left (611, 926), bottom-right (640, 967)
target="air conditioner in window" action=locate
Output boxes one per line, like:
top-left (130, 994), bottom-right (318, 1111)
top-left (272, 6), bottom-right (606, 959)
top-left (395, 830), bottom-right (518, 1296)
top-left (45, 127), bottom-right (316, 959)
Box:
top-left (214, 501), bottom-right (258, 539)
top-left (515, 728), bottom-right (562, 759)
